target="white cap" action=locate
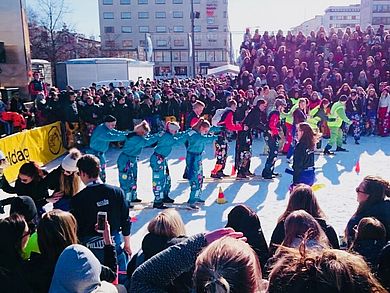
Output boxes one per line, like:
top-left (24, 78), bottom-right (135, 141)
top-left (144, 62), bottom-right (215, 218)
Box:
top-left (0, 151), bottom-right (5, 160)
top-left (61, 149), bottom-right (81, 172)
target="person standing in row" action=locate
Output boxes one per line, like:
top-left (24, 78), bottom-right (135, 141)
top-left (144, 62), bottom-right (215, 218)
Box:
top-left (150, 122), bottom-right (188, 209)
top-left (262, 99), bottom-right (287, 179)
top-left (378, 87), bottom-right (390, 137)
top-left (88, 115), bottom-right (128, 183)
top-left (117, 121), bottom-right (160, 204)
top-left (211, 100), bottom-right (244, 179)
top-left (345, 89), bottom-right (364, 145)
top-left (324, 95), bottom-right (352, 155)
top-left (186, 118), bottom-right (218, 207)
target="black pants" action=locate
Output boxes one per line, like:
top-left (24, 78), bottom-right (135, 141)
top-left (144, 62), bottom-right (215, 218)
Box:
top-left (262, 134), bottom-right (279, 177)
top-left (235, 130), bottom-right (253, 175)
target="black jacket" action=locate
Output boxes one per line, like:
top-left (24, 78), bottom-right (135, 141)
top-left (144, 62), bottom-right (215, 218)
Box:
top-left (163, 98), bottom-right (181, 119)
top-left (351, 239), bottom-right (387, 270)
top-left (0, 252), bottom-right (32, 293)
top-left (243, 107), bottom-right (268, 131)
top-left (113, 103), bottom-right (133, 131)
top-left (62, 100), bottom-right (79, 123)
top-left (292, 141), bottom-right (315, 184)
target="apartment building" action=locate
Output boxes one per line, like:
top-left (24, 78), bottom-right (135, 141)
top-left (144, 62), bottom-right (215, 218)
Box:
top-left (361, 0), bottom-right (390, 30)
top-left (98, 0), bottom-right (231, 77)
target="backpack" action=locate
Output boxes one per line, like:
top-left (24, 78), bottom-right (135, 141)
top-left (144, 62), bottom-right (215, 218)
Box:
top-left (211, 108), bottom-right (232, 127)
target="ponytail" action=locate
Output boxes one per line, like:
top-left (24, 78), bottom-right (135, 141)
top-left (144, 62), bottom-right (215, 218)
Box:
top-left (204, 274), bottom-right (230, 293)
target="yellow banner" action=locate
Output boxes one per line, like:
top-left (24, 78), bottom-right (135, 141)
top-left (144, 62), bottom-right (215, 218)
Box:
top-left (0, 122), bottom-right (65, 181)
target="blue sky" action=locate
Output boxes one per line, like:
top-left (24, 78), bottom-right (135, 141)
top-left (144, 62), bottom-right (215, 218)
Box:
top-left (27, 0), bottom-right (360, 40)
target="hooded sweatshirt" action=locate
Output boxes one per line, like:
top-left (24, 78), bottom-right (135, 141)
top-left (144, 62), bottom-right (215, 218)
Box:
top-left (49, 244), bottom-right (117, 293)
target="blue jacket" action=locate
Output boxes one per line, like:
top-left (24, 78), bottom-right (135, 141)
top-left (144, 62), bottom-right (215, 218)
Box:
top-left (186, 130), bottom-right (217, 154)
top-left (154, 131), bottom-right (188, 157)
top-left (121, 133), bottom-right (160, 157)
top-left (90, 123), bottom-right (127, 153)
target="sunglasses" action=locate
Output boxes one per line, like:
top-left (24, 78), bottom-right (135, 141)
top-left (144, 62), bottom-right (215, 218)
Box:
top-left (355, 187), bottom-right (367, 194)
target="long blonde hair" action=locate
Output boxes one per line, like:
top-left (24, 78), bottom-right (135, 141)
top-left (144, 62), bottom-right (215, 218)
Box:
top-left (147, 209), bottom-right (186, 238)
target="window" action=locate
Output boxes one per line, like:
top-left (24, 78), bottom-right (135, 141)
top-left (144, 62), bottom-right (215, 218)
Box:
top-left (121, 12), bottom-right (131, 19)
top-left (174, 39), bottom-right (185, 46)
top-left (156, 26), bottom-right (167, 33)
top-left (139, 26), bottom-right (149, 33)
top-left (174, 66), bottom-right (187, 75)
top-left (194, 25), bottom-right (201, 32)
top-left (122, 40), bottom-right (133, 48)
top-left (121, 26), bottom-right (132, 33)
top-left (103, 12), bottom-right (114, 19)
top-left (104, 26), bottom-right (115, 33)
top-left (138, 12), bottom-right (149, 19)
top-left (207, 17), bottom-right (215, 25)
top-left (155, 12), bottom-right (166, 18)
top-left (193, 0), bottom-right (200, 3)
top-left (173, 26), bottom-right (184, 32)
top-left (156, 40), bottom-right (168, 47)
top-left (138, 0), bottom-right (148, 4)
top-left (155, 0), bottom-right (165, 3)
top-left (223, 11), bottom-right (228, 18)
top-left (173, 11), bottom-right (183, 18)
top-left (173, 0), bottom-right (183, 3)
top-left (120, 0), bottom-right (131, 4)
top-left (139, 40), bottom-right (146, 46)
top-left (103, 0), bottom-right (113, 4)
top-left (105, 40), bottom-right (115, 48)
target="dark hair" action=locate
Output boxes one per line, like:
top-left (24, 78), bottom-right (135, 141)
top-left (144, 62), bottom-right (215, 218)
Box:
top-left (37, 210), bottom-right (78, 263)
top-left (0, 214), bottom-right (27, 258)
top-left (19, 161), bottom-right (45, 182)
top-left (256, 98), bottom-right (267, 107)
top-left (76, 154), bottom-right (100, 179)
top-left (356, 176), bottom-right (390, 215)
top-left (278, 184), bottom-right (325, 223)
top-left (297, 122), bottom-right (319, 150)
top-left (353, 217), bottom-right (386, 242)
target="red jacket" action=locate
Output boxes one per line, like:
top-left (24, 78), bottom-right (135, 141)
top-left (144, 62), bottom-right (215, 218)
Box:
top-left (220, 111), bottom-right (242, 132)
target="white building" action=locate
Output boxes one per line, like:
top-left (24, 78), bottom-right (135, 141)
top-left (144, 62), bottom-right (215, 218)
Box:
top-left (361, 0), bottom-right (390, 30)
top-left (98, 0), bottom-right (232, 78)
top-left (292, 4), bottom-right (360, 34)
top-left (291, 15), bottom-right (323, 35)
top-left (323, 4), bottom-right (360, 30)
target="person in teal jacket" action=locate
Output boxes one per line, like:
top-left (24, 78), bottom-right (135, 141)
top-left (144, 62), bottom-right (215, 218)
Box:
top-left (324, 95), bottom-right (352, 155)
top-left (151, 121), bottom-right (188, 209)
top-left (88, 115), bottom-right (127, 182)
top-left (117, 120), bottom-right (160, 204)
top-left (186, 118), bottom-right (218, 207)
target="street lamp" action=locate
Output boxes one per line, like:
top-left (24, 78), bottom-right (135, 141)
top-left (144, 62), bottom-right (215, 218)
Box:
top-left (190, 0), bottom-right (196, 78)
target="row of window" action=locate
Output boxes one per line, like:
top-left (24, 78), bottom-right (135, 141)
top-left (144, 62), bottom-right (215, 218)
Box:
top-left (104, 26), bottom-right (186, 33)
top-left (373, 4), bottom-right (390, 12)
top-left (103, 0), bottom-right (201, 5)
top-left (103, 11), bottom-right (184, 19)
top-left (329, 15), bottom-right (359, 20)
top-left (106, 38), bottom-right (227, 49)
top-left (372, 16), bottom-right (390, 25)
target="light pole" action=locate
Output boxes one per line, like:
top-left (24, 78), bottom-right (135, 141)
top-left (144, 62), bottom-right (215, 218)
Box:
top-left (190, 0), bottom-right (196, 77)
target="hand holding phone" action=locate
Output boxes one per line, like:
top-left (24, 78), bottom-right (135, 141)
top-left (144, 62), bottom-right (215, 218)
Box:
top-left (97, 211), bottom-right (107, 233)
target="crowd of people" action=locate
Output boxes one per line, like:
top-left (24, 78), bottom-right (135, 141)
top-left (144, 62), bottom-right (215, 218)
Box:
top-left (0, 24), bottom-right (390, 292)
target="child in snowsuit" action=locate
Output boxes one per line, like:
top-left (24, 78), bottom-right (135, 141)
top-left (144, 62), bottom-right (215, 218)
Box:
top-left (117, 121), bottom-right (160, 204)
top-left (186, 118), bottom-right (218, 207)
top-left (150, 121), bottom-right (188, 209)
top-left (262, 99), bottom-right (287, 179)
top-left (324, 95), bottom-right (352, 155)
top-left (211, 100), bottom-right (243, 179)
top-left (88, 115), bottom-right (127, 182)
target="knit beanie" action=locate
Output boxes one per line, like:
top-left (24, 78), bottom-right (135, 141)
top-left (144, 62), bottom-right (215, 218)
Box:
top-left (61, 148), bottom-right (81, 172)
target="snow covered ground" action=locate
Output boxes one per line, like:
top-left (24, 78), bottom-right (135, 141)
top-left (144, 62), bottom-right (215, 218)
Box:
top-left (1, 136), bottom-right (390, 254)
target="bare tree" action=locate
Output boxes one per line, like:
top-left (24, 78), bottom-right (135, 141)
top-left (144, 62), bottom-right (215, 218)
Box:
top-left (33, 0), bottom-right (70, 83)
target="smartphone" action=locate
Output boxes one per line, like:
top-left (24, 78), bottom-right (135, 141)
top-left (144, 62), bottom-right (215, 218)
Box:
top-left (97, 212), bottom-right (107, 233)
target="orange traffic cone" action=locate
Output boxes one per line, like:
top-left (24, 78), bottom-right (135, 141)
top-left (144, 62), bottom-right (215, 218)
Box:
top-left (355, 160), bottom-right (360, 174)
top-left (216, 186), bottom-right (227, 204)
top-left (230, 165), bottom-right (236, 176)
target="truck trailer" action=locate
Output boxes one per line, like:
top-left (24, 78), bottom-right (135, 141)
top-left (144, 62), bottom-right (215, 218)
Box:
top-left (56, 58), bottom-right (154, 90)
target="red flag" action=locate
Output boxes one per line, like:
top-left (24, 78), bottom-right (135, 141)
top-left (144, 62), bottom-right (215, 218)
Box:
top-left (355, 160), bottom-right (360, 174)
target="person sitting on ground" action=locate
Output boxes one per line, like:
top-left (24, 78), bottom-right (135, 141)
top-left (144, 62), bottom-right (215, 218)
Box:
top-left (49, 244), bottom-right (126, 293)
top-left (346, 175), bottom-right (390, 246)
top-left (281, 210), bottom-right (330, 250)
top-left (269, 184), bottom-right (339, 254)
top-left (225, 204), bottom-right (269, 272)
top-left (350, 217), bottom-right (387, 271)
top-left (25, 209), bottom-right (117, 293)
top-left (0, 214), bottom-right (32, 292)
top-left (268, 246), bottom-right (387, 293)
top-left (45, 148), bottom-right (82, 211)
top-left (130, 228), bottom-right (248, 292)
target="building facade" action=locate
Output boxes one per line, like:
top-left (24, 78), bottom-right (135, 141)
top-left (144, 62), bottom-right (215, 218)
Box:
top-left (323, 4), bottom-right (360, 30)
top-left (361, 0), bottom-right (390, 30)
top-left (291, 15), bottom-right (323, 35)
top-left (98, 0), bottom-right (231, 78)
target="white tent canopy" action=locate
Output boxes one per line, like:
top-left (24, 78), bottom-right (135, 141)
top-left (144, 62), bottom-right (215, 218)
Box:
top-left (207, 64), bottom-right (239, 76)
